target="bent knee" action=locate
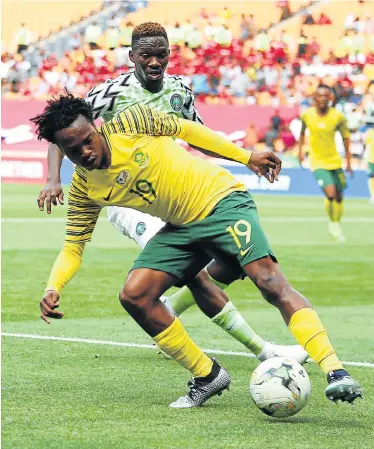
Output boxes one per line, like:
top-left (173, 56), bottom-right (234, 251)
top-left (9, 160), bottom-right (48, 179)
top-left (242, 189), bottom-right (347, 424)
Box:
top-left (255, 271), bottom-right (287, 302)
top-left (119, 278), bottom-right (150, 308)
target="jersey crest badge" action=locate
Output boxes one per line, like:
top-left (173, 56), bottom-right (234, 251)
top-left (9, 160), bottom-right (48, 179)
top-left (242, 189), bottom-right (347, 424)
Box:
top-left (134, 150), bottom-right (150, 168)
top-left (136, 222), bottom-right (147, 236)
top-left (116, 170), bottom-right (131, 186)
top-left (170, 94), bottom-right (183, 112)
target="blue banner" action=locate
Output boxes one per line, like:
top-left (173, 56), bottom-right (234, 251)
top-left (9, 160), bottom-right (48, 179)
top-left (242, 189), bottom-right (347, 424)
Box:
top-left (61, 160), bottom-right (370, 198)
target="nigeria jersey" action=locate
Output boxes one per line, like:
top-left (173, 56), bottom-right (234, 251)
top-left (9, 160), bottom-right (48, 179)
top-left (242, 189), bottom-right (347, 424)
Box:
top-left (84, 71), bottom-right (203, 124)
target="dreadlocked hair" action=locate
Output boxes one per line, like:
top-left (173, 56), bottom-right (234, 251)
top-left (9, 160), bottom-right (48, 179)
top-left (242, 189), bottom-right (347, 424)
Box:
top-left (132, 22), bottom-right (168, 49)
top-left (30, 93), bottom-right (93, 144)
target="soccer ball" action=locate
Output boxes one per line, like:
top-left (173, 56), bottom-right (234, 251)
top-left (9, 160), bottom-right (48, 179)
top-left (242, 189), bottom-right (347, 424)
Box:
top-left (249, 357), bottom-right (311, 418)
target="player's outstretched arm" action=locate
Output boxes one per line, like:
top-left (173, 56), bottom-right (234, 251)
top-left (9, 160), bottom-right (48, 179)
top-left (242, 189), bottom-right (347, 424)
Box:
top-left (40, 242), bottom-right (85, 323)
top-left (176, 119), bottom-right (282, 183)
top-left (37, 143), bottom-right (65, 214)
top-left (298, 121), bottom-right (307, 166)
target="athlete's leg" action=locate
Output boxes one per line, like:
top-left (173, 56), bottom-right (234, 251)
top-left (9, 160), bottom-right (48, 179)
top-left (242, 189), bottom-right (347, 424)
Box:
top-left (109, 205), bottom-right (306, 362)
top-left (321, 171), bottom-right (345, 242)
top-left (243, 256), bottom-right (362, 402)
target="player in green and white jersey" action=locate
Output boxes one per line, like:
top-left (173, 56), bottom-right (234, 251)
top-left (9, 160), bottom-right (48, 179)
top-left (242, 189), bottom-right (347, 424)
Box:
top-left (36, 22), bottom-right (308, 364)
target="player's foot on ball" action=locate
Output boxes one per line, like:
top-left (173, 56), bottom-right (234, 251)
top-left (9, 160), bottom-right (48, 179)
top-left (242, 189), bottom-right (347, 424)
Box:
top-left (169, 358), bottom-right (230, 408)
top-left (328, 222), bottom-right (346, 243)
top-left (257, 342), bottom-right (309, 365)
top-left (325, 369), bottom-right (363, 403)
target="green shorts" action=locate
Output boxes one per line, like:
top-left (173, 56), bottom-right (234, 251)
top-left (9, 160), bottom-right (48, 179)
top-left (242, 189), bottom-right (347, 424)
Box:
top-left (313, 168), bottom-right (347, 192)
top-left (131, 191), bottom-right (276, 285)
top-left (369, 162), bottom-right (374, 178)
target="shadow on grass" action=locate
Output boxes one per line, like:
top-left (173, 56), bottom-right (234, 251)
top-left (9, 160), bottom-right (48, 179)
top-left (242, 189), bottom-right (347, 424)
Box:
top-left (265, 417), bottom-right (366, 428)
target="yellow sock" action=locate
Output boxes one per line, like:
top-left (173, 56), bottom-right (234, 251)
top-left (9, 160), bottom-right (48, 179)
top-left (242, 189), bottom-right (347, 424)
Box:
top-left (369, 178), bottom-right (374, 199)
top-left (333, 200), bottom-right (343, 222)
top-left (153, 318), bottom-right (213, 377)
top-left (324, 198), bottom-right (334, 221)
top-left (289, 308), bottom-right (343, 374)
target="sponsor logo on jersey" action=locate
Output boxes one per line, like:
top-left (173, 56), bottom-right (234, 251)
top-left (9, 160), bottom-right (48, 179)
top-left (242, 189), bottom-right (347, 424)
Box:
top-left (136, 222), bottom-right (147, 236)
top-left (134, 151), bottom-right (150, 168)
top-left (170, 94), bottom-right (183, 112)
top-left (116, 170), bottom-right (131, 186)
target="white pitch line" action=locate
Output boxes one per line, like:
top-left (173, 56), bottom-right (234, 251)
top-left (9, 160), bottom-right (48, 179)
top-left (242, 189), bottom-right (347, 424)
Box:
top-left (2, 217), bottom-right (373, 224)
top-left (2, 332), bottom-right (374, 369)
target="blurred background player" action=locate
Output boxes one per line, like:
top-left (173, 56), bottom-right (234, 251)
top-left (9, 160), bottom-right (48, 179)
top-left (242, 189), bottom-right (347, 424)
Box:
top-left (364, 125), bottom-right (374, 204)
top-left (36, 22), bottom-right (309, 365)
top-left (298, 84), bottom-right (351, 242)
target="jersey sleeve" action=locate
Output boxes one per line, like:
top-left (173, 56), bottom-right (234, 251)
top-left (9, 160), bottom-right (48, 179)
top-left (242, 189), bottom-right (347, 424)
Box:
top-left (65, 167), bottom-right (102, 244)
top-left (181, 85), bottom-right (203, 124)
top-left (337, 114), bottom-right (350, 139)
top-left (85, 77), bottom-right (122, 120)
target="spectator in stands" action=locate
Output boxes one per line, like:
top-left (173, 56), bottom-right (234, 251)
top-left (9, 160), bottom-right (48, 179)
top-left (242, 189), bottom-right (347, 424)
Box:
top-left (169, 22), bottom-right (185, 46)
top-left (219, 6), bottom-right (232, 24)
top-left (280, 124), bottom-right (297, 151)
top-left (14, 23), bottom-right (33, 54)
top-left (182, 20), bottom-right (195, 41)
top-left (270, 109), bottom-right (283, 133)
top-left (204, 21), bottom-right (220, 42)
top-left (309, 36), bottom-right (321, 61)
top-left (214, 24), bottom-right (233, 47)
top-left (264, 126), bottom-right (278, 150)
top-left (278, 0), bottom-right (292, 21)
top-left (84, 21), bottom-right (102, 50)
top-left (302, 11), bottom-right (315, 25)
top-left (120, 22), bottom-right (134, 47)
top-left (254, 29), bottom-right (271, 53)
top-left (247, 14), bottom-right (257, 39)
top-left (280, 29), bottom-right (295, 54)
top-left (240, 14), bottom-right (250, 41)
top-left (105, 23), bottom-right (120, 50)
top-left (186, 26), bottom-right (203, 50)
top-left (351, 29), bottom-right (365, 56)
top-left (244, 123), bottom-right (259, 150)
top-left (297, 30), bottom-right (308, 57)
top-left (200, 8), bottom-right (210, 20)
top-left (317, 12), bottom-right (332, 25)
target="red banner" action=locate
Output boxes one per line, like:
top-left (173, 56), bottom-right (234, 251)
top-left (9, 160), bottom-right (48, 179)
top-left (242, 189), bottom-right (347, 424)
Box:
top-left (1, 99), bottom-right (298, 151)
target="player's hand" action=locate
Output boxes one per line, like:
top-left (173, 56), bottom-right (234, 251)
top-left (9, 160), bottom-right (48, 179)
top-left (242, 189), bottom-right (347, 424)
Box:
top-left (37, 182), bottom-right (64, 214)
top-left (298, 152), bottom-right (304, 165)
top-left (346, 162), bottom-right (353, 177)
top-left (40, 290), bottom-right (64, 324)
top-left (248, 151), bottom-right (282, 183)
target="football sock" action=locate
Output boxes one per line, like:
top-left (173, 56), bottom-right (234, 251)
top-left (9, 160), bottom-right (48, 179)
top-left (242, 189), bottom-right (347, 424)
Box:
top-left (289, 308), bottom-right (343, 374)
top-left (153, 317), bottom-right (213, 377)
top-left (211, 301), bottom-right (266, 356)
top-left (324, 198), bottom-right (334, 221)
top-left (168, 287), bottom-right (197, 316)
top-left (333, 200), bottom-right (343, 222)
top-left (369, 178), bottom-right (374, 199)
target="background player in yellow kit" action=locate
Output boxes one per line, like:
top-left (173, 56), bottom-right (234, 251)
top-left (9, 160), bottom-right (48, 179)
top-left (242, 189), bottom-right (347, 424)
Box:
top-left (364, 125), bottom-right (374, 203)
top-left (298, 84), bottom-right (351, 242)
top-left (31, 94), bottom-right (362, 408)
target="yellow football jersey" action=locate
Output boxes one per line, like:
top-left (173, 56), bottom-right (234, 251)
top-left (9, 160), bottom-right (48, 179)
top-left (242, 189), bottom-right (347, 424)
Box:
top-left (301, 107), bottom-right (350, 171)
top-left (365, 129), bottom-right (374, 164)
top-left (65, 104), bottom-right (247, 244)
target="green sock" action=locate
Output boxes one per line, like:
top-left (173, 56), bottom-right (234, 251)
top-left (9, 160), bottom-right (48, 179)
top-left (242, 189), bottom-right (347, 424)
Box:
top-left (169, 286), bottom-right (197, 316)
top-left (211, 301), bottom-right (266, 356)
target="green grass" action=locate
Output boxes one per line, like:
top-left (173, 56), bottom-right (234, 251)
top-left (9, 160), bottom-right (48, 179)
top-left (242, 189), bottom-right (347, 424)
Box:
top-left (2, 184), bottom-right (374, 449)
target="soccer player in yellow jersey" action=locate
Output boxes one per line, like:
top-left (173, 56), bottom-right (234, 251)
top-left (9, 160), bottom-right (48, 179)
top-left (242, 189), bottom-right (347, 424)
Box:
top-left (364, 126), bottom-right (374, 204)
top-left (298, 84), bottom-right (351, 242)
top-left (31, 94), bottom-right (362, 407)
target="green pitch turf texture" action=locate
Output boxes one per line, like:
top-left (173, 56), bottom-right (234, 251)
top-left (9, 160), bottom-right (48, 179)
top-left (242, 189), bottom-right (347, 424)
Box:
top-left (2, 184), bottom-right (374, 449)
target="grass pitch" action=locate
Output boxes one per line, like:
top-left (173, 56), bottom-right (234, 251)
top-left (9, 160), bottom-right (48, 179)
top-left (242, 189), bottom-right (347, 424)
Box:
top-left (2, 184), bottom-right (374, 449)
